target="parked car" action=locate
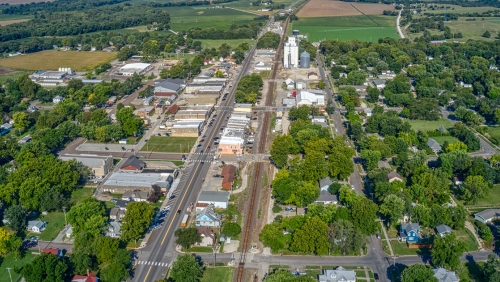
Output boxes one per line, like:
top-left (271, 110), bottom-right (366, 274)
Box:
top-left (285, 207), bottom-right (294, 211)
top-left (351, 185), bottom-right (355, 190)
top-left (214, 174), bottom-right (221, 178)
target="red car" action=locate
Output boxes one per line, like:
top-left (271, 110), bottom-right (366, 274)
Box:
top-left (200, 139), bottom-right (205, 142)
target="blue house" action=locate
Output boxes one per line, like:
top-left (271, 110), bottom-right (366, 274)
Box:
top-left (0, 123), bottom-right (12, 136)
top-left (195, 204), bottom-right (221, 227)
top-left (399, 223), bottom-right (420, 243)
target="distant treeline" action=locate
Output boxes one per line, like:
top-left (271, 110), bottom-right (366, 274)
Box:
top-left (187, 23), bottom-right (263, 40)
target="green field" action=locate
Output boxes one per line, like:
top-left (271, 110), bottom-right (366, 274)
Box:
top-left (0, 71), bottom-right (28, 85)
top-left (201, 267), bottom-right (234, 282)
top-left (142, 136), bottom-right (197, 153)
top-left (487, 126), bottom-right (500, 140)
top-left (291, 15), bottom-right (399, 42)
top-left (0, 253), bottom-right (36, 282)
top-left (36, 211), bottom-right (66, 241)
top-left (473, 184), bottom-right (500, 206)
top-left (455, 228), bottom-right (479, 252)
top-left (0, 14), bottom-right (33, 21)
top-left (431, 136), bottom-right (460, 145)
top-left (406, 118), bottom-right (453, 132)
top-left (199, 39), bottom-right (255, 49)
top-left (421, 4), bottom-right (497, 14)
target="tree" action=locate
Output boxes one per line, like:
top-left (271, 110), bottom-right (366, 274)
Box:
top-left (95, 236), bottom-right (120, 264)
top-left (169, 254), bottom-right (204, 282)
top-left (263, 269), bottom-right (316, 282)
top-left (67, 198), bottom-right (107, 237)
top-left (350, 198), bottom-right (379, 235)
top-left (4, 205), bottom-right (27, 232)
top-left (431, 233), bottom-right (467, 269)
top-left (462, 175), bottom-right (490, 204)
top-left (70, 252), bottom-right (95, 276)
top-left (0, 227), bottom-right (12, 255)
top-left (21, 253), bottom-right (70, 282)
top-left (260, 223), bottom-right (289, 252)
top-left (379, 194), bottom-right (406, 226)
top-left (290, 216), bottom-right (329, 255)
top-left (223, 222), bottom-right (241, 237)
top-left (360, 150), bottom-right (382, 171)
top-left (327, 220), bottom-right (366, 255)
top-left (100, 262), bottom-right (129, 282)
top-left (12, 112), bottom-right (30, 132)
top-left (483, 254), bottom-right (500, 282)
top-left (400, 264), bottom-right (438, 282)
top-left (270, 134), bottom-right (297, 168)
top-left (174, 227), bottom-right (202, 249)
top-left (121, 202), bottom-right (155, 244)
top-left (483, 31), bottom-right (491, 38)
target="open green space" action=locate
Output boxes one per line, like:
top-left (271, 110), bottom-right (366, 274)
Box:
top-left (431, 136), bottom-right (460, 145)
top-left (422, 4), bottom-right (497, 14)
top-left (200, 267), bottom-right (234, 282)
top-left (142, 136), bottom-right (197, 153)
top-left (0, 71), bottom-right (28, 85)
top-left (458, 261), bottom-right (484, 281)
top-left (0, 14), bottom-right (34, 21)
top-left (36, 212), bottom-right (66, 241)
top-left (0, 252), bottom-right (36, 282)
top-left (406, 118), bottom-right (453, 132)
top-left (71, 188), bottom-right (94, 205)
top-left (487, 126), bottom-right (500, 141)
top-left (185, 246), bottom-right (213, 253)
top-left (198, 39), bottom-right (255, 49)
top-left (455, 228), bottom-right (479, 252)
top-left (473, 184), bottom-right (500, 206)
top-left (389, 240), bottom-right (431, 256)
top-left (291, 15), bottom-right (399, 42)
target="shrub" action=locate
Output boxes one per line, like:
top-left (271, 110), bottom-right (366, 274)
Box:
top-left (272, 206), bottom-right (282, 213)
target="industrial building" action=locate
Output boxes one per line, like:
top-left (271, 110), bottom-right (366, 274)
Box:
top-left (283, 36), bottom-right (299, 68)
top-left (102, 171), bottom-right (174, 193)
top-left (296, 90), bottom-right (325, 106)
top-left (119, 63), bottom-right (152, 76)
top-left (170, 121), bottom-right (203, 137)
top-left (299, 51), bottom-right (310, 68)
top-left (154, 79), bottom-right (185, 97)
top-left (59, 154), bottom-right (113, 178)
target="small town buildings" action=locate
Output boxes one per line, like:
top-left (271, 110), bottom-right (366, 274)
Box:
top-left (43, 248), bottom-right (64, 257)
top-left (18, 135), bottom-right (32, 144)
top-left (102, 171), bottom-right (173, 193)
top-left (459, 81), bottom-right (473, 88)
top-left (27, 105), bottom-right (38, 113)
top-left (27, 220), bottom-right (46, 233)
top-left (234, 104), bottom-right (252, 113)
top-left (120, 156), bottom-right (146, 172)
top-left (170, 121), bottom-right (204, 137)
top-left (308, 72), bottom-right (319, 80)
top-left (71, 271), bottom-right (99, 282)
top-left (197, 191), bottom-right (230, 209)
top-left (295, 80), bottom-right (307, 90)
top-left (435, 224), bottom-right (452, 237)
top-left (119, 63), bottom-right (152, 76)
top-left (285, 78), bottom-right (295, 89)
top-left (428, 138), bottom-right (442, 153)
top-left (433, 268), bottom-right (459, 282)
top-left (318, 267), bottom-right (356, 282)
top-left (105, 221), bottom-right (121, 238)
top-left (175, 109), bottom-right (209, 121)
top-left (319, 177), bottom-right (333, 191)
top-left (218, 128), bottom-right (245, 155)
top-left (122, 190), bottom-right (149, 202)
top-left (282, 98), bottom-right (296, 107)
top-left (372, 79), bottom-right (386, 90)
top-left (53, 95), bottom-right (65, 104)
top-left (143, 96), bottom-right (155, 106)
top-left (399, 222), bottom-right (420, 243)
top-left (474, 209), bottom-right (500, 223)
top-left (115, 200), bottom-right (129, 210)
top-left (109, 208), bottom-right (125, 221)
top-left (296, 90), bottom-right (325, 106)
top-left (363, 108), bottom-right (373, 117)
top-left (136, 106), bottom-right (155, 117)
top-left (0, 123), bottom-right (12, 136)
top-left (59, 155), bottom-right (113, 178)
top-left (196, 226), bottom-right (216, 247)
top-left (388, 170), bottom-right (403, 183)
top-left (221, 165), bottom-right (237, 190)
top-left (254, 61), bottom-right (272, 71)
top-left (154, 79), bottom-right (185, 97)
top-left (195, 204), bottom-right (221, 227)
top-left (315, 190), bottom-right (338, 205)
top-left (283, 36), bottom-right (299, 68)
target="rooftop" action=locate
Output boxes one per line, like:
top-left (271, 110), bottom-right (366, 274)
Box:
top-left (475, 209), bottom-right (500, 221)
top-left (59, 155), bottom-right (112, 169)
top-left (103, 172), bottom-right (172, 188)
top-left (198, 191), bottom-right (230, 203)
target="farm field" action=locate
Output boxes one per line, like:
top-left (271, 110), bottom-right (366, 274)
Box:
top-left (0, 18), bottom-right (30, 26)
top-left (167, 6), bottom-right (264, 32)
top-left (297, 0), bottom-right (395, 17)
top-left (0, 0), bottom-right (52, 3)
top-left (198, 39), bottom-right (255, 49)
top-left (292, 15), bottom-right (398, 42)
top-left (141, 136), bottom-right (197, 153)
top-left (0, 14), bottom-right (33, 21)
top-left (0, 50), bottom-right (116, 71)
top-left (420, 4), bottom-right (497, 14)
top-left (406, 118), bottom-right (453, 132)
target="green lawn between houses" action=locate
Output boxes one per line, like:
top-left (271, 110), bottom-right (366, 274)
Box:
top-left (406, 118), bottom-right (453, 132)
top-left (200, 267), bottom-right (234, 282)
top-left (0, 252), bottom-right (36, 282)
top-left (141, 136), bottom-right (198, 153)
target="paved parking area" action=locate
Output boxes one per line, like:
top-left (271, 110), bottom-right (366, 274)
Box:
top-left (77, 142), bottom-right (135, 152)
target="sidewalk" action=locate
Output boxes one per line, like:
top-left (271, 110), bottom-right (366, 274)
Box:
top-left (379, 219), bottom-right (394, 256)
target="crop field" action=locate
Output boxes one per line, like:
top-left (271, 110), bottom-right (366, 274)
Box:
top-left (0, 0), bottom-right (52, 4)
top-left (0, 50), bottom-right (116, 71)
top-left (297, 0), bottom-right (395, 17)
top-left (198, 39), bottom-right (255, 49)
top-left (419, 4), bottom-right (498, 14)
top-left (292, 15), bottom-right (398, 42)
top-left (0, 19), bottom-right (30, 26)
top-left (167, 6), bottom-right (264, 31)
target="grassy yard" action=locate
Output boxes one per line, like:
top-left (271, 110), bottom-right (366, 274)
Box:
top-left (200, 267), bottom-right (234, 282)
top-left (473, 184), bottom-right (500, 206)
top-left (141, 136), bottom-right (198, 153)
top-left (186, 246), bottom-right (213, 253)
top-left (431, 136), bottom-right (460, 145)
top-left (199, 39), bottom-right (254, 49)
top-left (0, 252), bottom-right (36, 282)
top-left (36, 212), bottom-right (66, 241)
top-left (406, 118), bottom-right (453, 132)
top-left (70, 187), bottom-right (94, 205)
top-left (0, 71), bottom-right (28, 85)
top-left (390, 241), bottom-right (431, 256)
top-left (0, 50), bottom-right (116, 71)
top-left (487, 126), bottom-right (500, 141)
top-left (455, 228), bottom-right (479, 252)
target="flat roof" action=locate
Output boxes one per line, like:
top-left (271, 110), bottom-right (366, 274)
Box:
top-left (59, 155), bottom-right (111, 168)
top-left (120, 63), bottom-right (151, 70)
top-left (198, 191), bottom-right (230, 203)
top-left (103, 172), bottom-right (171, 188)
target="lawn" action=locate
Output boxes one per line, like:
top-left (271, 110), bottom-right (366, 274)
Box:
top-left (0, 50), bottom-right (116, 71)
top-left (36, 212), bottom-right (66, 241)
top-left (487, 126), bottom-right (500, 141)
top-left (198, 39), bottom-right (255, 49)
top-left (291, 15), bottom-right (399, 42)
top-left (474, 184), bottom-right (500, 206)
top-left (389, 241), bottom-right (431, 256)
top-left (185, 246), bottom-right (213, 253)
top-left (141, 136), bottom-right (197, 153)
top-left (455, 228), bottom-right (479, 252)
top-left (431, 136), bottom-right (460, 146)
top-left (200, 267), bottom-right (234, 282)
top-left (0, 252), bottom-right (36, 282)
top-left (70, 187), bottom-right (94, 205)
top-left (0, 71), bottom-right (28, 85)
top-left (406, 118), bottom-right (453, 132)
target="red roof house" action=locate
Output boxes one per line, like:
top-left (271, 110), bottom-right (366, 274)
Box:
top-left (221, 164), bottom-right (237, 190)
top-left (71, 270), bottom-right (99, 282)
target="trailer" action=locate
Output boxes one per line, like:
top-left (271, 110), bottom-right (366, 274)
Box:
top-left (181, 214), bottom-right (189, 227)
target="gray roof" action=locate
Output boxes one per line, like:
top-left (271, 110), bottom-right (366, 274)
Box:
top-left (196, 204), bottom-right (221, 222)
top-left (198, 191), bottom-right (230, 203)
top-left (59, 155), bottom-right (112, 169)
top-left (433, 268), bottom-right (459, 282)
top-left (401, 222), bottom-right (420, 232)
top-left (155, 80), bottom-right (182, 92)
top-left (435, 224), bottom-right (452, 235)
top-left (373, 79), bottom-right (386, 86)
top-left (387, 170), bottom-right (402, 181)
top-left (282, 98), bottom-right (296, 106)
top-left (316, 190), bottom-right (338, 203)
top-left (475, 209), bottom-right (500, 221)
top-left (300, 51), bottom-right (310, 58)
top-left (319, 177), bottom-right (333, 189)
top-left (103, 172), bottom-right (172, 188)
top-left (27, 220), bottom-right (45, 229)
top-left (318, 267), bottom-right (356, 282)
top-left (428, 138), bottom-right (442, 150)
top-left (121, 155), bottom-right (146, 170)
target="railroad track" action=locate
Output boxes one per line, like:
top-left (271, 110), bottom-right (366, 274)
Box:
top-left (235, 16), bottom-right (290, 282)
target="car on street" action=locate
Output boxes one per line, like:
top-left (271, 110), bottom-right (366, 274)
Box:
top-left (140, 155), bottom-right (145, 158)
top-left (374, 273), bottom-right (379, 280)
top-left (213, 114), bottom-right (217, 117)
top-left (351, 185), bottom-right (355, 190)
top-left (213, 174), bottom-right (221, 178)
top-left (200, 150), bottom-right (204, 153)
top-left (200, 139), bottom-right (205, 142)
top-left (197, 144), bottom-right (202, 147)
top-left (207, 145), bottom-right (211, 150)
top-left (177, 209), bottom-right (181, 214)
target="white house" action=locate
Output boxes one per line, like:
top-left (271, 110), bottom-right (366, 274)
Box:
top-left (296, 80), bottom-right (307, 90)
top-left (318, 267), bottom-right (356, 282)
top-left (27, 220), bottom-right (46, 233)
top-left (372, 79), bottom-right (386, 90)
top-left (197, 191), bottom-right (230, 209)
top-left (53, 95), bottom-right (64, 104)
top-left (285, 78), bottom-right (295, 90)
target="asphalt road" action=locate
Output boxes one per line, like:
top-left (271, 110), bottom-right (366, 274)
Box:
top-left (316, 55), bottom-right (344, 136)
top-left (131, 44), bottom-right (258, 282)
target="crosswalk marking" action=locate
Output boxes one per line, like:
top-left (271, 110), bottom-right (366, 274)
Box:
top-left (136, 261), bottom-right (168, 267)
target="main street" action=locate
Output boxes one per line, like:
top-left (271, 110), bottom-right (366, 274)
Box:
top-left (131, 44), bottom-right (258, 281)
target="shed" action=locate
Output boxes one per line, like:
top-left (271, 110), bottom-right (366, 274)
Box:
top-left (435, 224), bottom-right (452, 237)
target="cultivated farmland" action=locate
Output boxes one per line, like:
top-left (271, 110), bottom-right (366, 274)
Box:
top-left (292, 15), bottom-right (399, 42)
top-left (0, 19), bottom-right (30, 26)
top-left (0, 50), bottom-right (116, 71)
top-left (297, 0), bottom-right (395, 18)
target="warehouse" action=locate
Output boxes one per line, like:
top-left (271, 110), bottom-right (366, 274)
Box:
top-left (102, 172), bottom-right (174, 193)
top-left (170, 121), bottom-right (203, 137)
top-left (59, 155), bottom-right (113, 178)
top-left (119, 63), bottom-right (152, 76)
top-left (197, 191), bottom-right (230, 209)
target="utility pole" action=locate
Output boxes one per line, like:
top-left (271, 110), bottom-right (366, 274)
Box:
top-left (7, 268), bottom-right (12, 282)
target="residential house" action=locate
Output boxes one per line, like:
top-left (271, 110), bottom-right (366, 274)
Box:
top-left (315, 190), bottom-right (338, 205)
top-left (452, 177), bottom-right (462, 186)
top-left (474, 209), bottom-right (500, 223)
top-left (221, 165), bottom-right (237, 190)
top-left (196, 226), bottom-right (216, 247)
top-left (459, 81), bottom-right (472, 88)
top-left (285, 78), bottom-right (295, 89)
top-left (0, 123), bottom-right (12, 136)
top-left (372, 79), bottom-right (386, 90)
top-left (195, 204), bottom-right (221, 227)
top-left (27, 220), bottom-right (46, 233)
top-left (18, 135), bottom-right (32, 144)
top-left (53, 95), bottom-right (64, 104)
top-left (433, 268), bottom-right (459, 282)
top-left (363, 108), bottom-right (373, 117)
top-left (71, 271), bottom-right (99, 282)
top-left (319, 177), bottom-right (333, 191)
top-left (27, 105), bottom-right (38, 113)
top-left (308, 72), bottom-right (319, 80)
top-left (105, 221), bottom-right (121, 238)
top-left (43, 248), bottom-right (64, 257)
top-left (318, 266), bottom-right (356, 282)
top-left (122, 190), bottom-right (149, 202)
top-left (120, 155), bottom-right (146, 171)
top-left (387, 170), bottom-right (403, 183)
top-left (197, 191), bottom-right (230, 209)
top-left (428, 138), bottom-right (442, 153)
top-left (115, 200), bottom-right (129, 210)
top-left (399, 222), bottom-right (420, 243)
top-left (109, 208), bottom-right (125, 221)
top-left (435, 224), bottom-right (452, 237)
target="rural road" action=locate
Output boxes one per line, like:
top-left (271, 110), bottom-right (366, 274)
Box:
top-left (397, 9), bottom-right (405, 39)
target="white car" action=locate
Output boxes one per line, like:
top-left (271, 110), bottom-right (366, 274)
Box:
top-left (351, 185), bottom-right (355, 190)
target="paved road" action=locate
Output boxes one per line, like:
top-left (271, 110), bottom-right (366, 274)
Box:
top-left (316, 55), bottom-right (344, 135)
top-left (396, 9), bottom-right (405, 39)
top-left (131, 44), bottom-right (258, 282)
